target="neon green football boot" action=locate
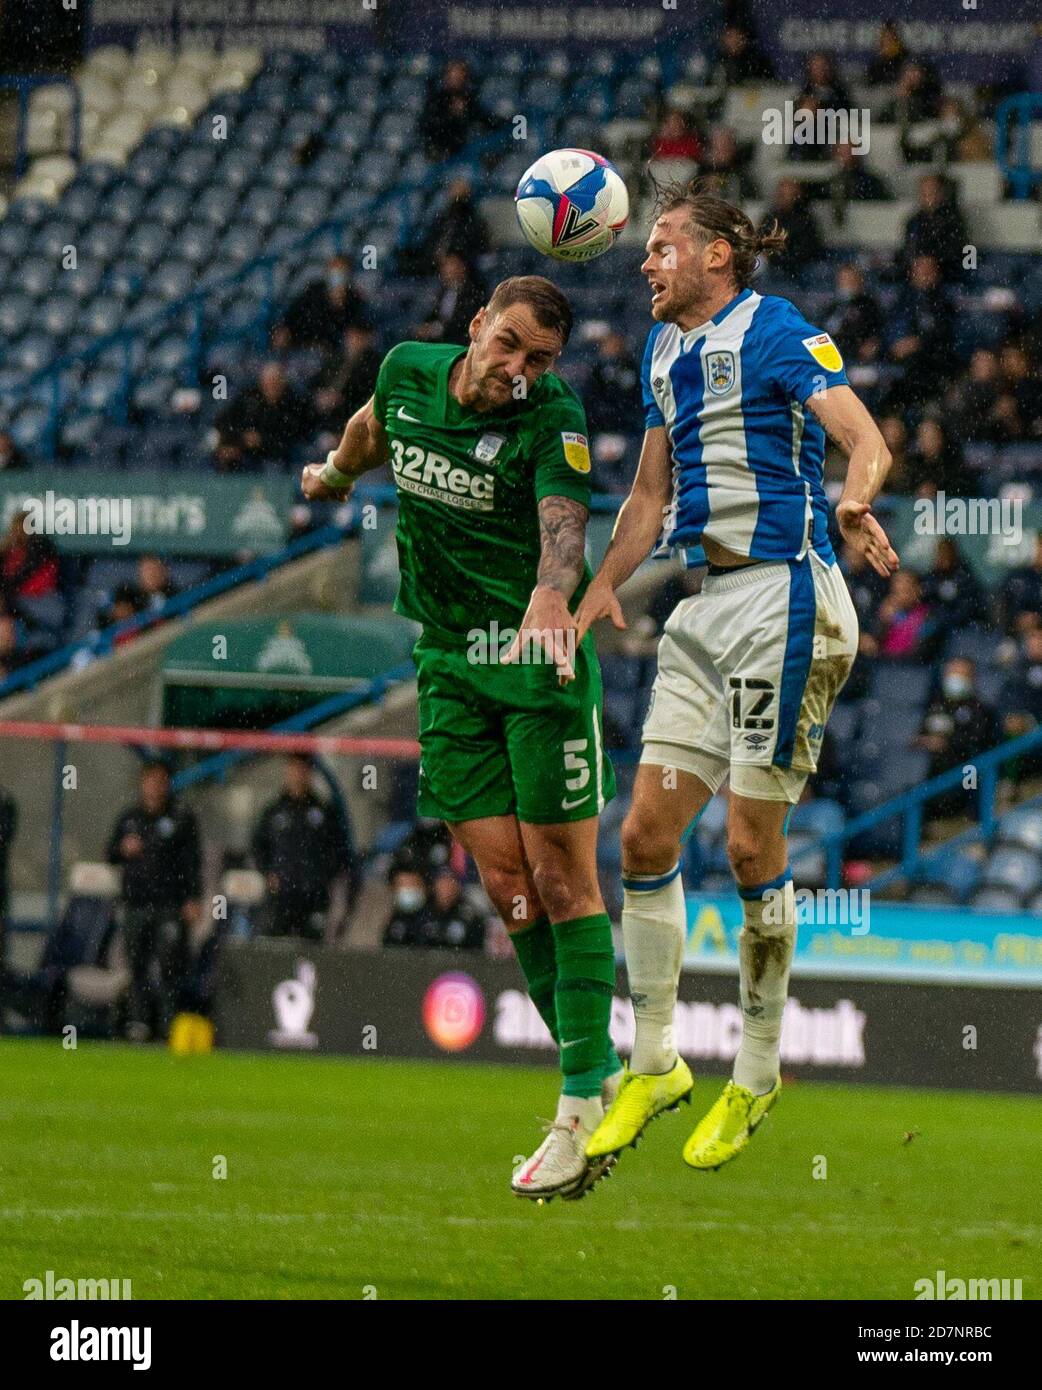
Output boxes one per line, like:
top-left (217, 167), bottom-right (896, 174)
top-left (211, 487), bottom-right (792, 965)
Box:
top-left (585, 1057), bottom-right (694, 1160)
top-left (682, 1077), bottom-right (780, 1170)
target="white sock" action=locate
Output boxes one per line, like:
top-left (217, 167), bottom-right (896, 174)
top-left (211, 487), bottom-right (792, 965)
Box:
top-left (621, 863), bottom-right (686, 1075)
top-left (556, 1093), bottom-right (603, 1134)
top-left (733, 875), bottom-right (795, 1095)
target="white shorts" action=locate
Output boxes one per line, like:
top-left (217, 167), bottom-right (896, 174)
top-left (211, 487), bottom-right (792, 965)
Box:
top-left (641, 551), bottom-right (859, 804)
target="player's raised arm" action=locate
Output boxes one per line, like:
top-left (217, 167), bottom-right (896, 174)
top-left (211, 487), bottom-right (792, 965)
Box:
top-left (300, 395), bottom-right (389, 500)
top-left (574, 424), bottom-right (672, 643)
top-left (807, 383), bottom-right (899, 579)
top-left (502, 493), bottom-right (589, 681)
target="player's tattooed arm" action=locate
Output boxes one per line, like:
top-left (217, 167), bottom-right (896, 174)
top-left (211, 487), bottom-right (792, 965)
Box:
top-left (536, 494), bottom-right (589, 600)
top-left (502, 495), bottom-right (588, 680)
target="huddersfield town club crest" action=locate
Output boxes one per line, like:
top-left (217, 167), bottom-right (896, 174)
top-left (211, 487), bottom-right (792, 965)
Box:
top-left (474, 433), bottom-right (506, 463)
top-left (706, 350), bottom-right (735, 395)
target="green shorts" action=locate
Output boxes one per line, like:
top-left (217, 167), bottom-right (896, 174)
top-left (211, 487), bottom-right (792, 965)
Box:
top-left (413, 630), bottom-right (616, 826)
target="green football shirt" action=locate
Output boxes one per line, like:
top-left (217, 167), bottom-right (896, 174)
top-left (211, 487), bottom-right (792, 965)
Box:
top-left (372, 340), bottom-right (594, 644)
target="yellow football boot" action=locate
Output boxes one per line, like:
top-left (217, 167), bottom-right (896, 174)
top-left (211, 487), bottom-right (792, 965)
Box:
top-left (682, 1077), bottom-right (780, 1170)
top-left (585, 1057), bottom-right (694, 1160)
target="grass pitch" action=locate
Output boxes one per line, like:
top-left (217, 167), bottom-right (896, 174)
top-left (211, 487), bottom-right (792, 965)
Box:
top-left (0, 1038), bottom-right (1038, 1300)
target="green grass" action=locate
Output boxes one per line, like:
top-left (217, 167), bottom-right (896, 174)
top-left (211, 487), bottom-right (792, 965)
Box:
top-left (0, 1038), bottom-right (1038, 1300)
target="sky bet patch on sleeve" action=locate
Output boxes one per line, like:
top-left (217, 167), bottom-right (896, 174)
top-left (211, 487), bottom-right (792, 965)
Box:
top-left (562, 431), bottom-right (591, 473)
top-left (801, 333), bottom-right (844, 372)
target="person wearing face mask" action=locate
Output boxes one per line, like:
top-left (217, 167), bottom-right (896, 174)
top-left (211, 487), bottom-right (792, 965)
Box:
top-left (270, 255), bottom-right (372, 355)
top-left (422, 869), bottom-right (488, 951)
top-left (382, 853), bottom-right (434, 948)
top-left (917, 658), bottom-right (1000, 818)
top-left (1000, 627), bottom-right (1042, 782)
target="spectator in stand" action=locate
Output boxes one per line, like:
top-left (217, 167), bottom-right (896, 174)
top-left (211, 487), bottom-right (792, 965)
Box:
top-left (998, 533), bottom-right (1042, 636)
top-left (713, 23), bottom-right (775, 85)
top-left (416, 177), bottom-right (490, 272)
top-left (419, 60), bottom-right (494, 163)
top-left (650, 108), bottom-right (703, 162)
top-left (251, 754), bottom-right (353, 940)
top-left (908, 418), bottom-right (973, 497)
top-left (0, 511), bottom-right (59, 612)
top-left (214, 362), bottom-right (314, 472)
top-left (878, 414), bottom-right (912, 492)
top-left (783, 94), bottom-right (828, 163)
top-left (797, 51), bottom-right (853, 113)
top-left (866, 569), bottom-right (938, 661)
top-left (921, 538), bottom-right (988, 631)
top-left (864, 20), bottom-right (908, 87)
top-left (822, 264), bottom-right (884, 366)
top-left (840, 539), bottom-right (890, 634)
top-left (314, 324), bottom-right (382, 445)
top-left (271, 255), bottom-right (371, 354)
top-left (137, 554), bottom-right (179, 614)
top-left (902, 175), bottom-right (968, 285)
top-left (891, 57), bottom-right (943, 125)
top-left (424, 869), bottom-right (488, 950)
top-left (382, 847), bottom-right (433, 948)
top-left (935, 96), bottom-right (992, 164)
top-left (999, 343), bottom-right (1042, 440)
top-left (697, 125), bottom-right (758, 200)
top-left (951, 348), bottom-right (1004, 443)
top-left (585, 331), bottom-right (642, 440)
top-left (886, 254), bottom-right (953, 410)
top-left (917, 657), bottom-right (1001, 818)
top-left (101, 583), bottom-right (146, 648)
top-left (1000, 628), bottom-right (1042, 755)
top-left (828, 142), bottom-right (891, 206)
top-left (760, 179), bottom-right (823, 279)
top-left (0, 432), bottom-right (29, 473)
top-left (415, 253), bottom-right (486, 345)
top-left (107, 761), bottom-right (201, 1042)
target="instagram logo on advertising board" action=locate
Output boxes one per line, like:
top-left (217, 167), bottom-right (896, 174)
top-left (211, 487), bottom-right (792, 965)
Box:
top-left (422, 972), bottom-right (486, 1052)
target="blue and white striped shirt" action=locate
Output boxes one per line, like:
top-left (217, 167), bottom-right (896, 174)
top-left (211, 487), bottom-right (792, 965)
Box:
top-left (641, 288), bottom-right (847, 564)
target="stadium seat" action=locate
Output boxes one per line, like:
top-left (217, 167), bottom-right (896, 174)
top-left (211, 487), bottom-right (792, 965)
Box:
top-left (980, 848), bottom-right (1042, 900)
top-left (968, 887), bottom-right (1023, 915)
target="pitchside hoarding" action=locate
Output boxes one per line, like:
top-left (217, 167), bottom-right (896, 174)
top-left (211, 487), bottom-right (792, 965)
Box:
top-left (213, 941), bottom-right (1042, 1092)
top-left (686, 894), bottom-right (1042, 987)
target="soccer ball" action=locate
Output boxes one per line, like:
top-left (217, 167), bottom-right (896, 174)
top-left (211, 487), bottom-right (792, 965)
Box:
top-left (514, 149), bottom-right (629, 263)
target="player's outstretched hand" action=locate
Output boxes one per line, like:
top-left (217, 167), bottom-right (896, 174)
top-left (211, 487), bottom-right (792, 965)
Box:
top-left (301, 462), bottom-right (353, 501)
top-left (836, 499), bottom-right (899, 578)
top-left (574, 578), bottom-right (627, 648)
top-left (503, 585), bottom-right (579, 683)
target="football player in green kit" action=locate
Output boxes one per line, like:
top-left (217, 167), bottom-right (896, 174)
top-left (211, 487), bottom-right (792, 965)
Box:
top-left (302, 276), bottom-right (621, 1200)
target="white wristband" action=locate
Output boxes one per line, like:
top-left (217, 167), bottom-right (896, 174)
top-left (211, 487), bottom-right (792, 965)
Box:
top-left (319, 451), bottom-right (354, 489)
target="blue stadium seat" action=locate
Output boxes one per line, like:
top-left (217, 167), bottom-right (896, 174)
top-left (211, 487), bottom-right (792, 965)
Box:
top-left (996, 807), bottom-right (1042, 855)
top-left (968, 887), bottom-right (1023, 915)
top-left (20, 260), bottom-right (58, 298)
top-left (0, 221), bottom-right (30, 259)
top-left (917, 853), bottom-right (980, 903)
top-left (195, 185), bottom-right (240, 226)
top-left (146, 185), bottom-right (190, 228)
top-left (61, 183), bottom-right (102, 223)
top-left (173, 223), bottom-right (219, 265)
top-left (0, 294), bottom-right (33, 336)
top-left (105, 184), bottom-right (147, 227)
top-left (124, 221), bottom-right (170, 266)
top-left (169, 148), bottom-right (217, 187)
top-left (41, 297), bottom-right (79, 336)
top-left (981, 847), bottom-right (1042, 899)
top-left (10, 333), bottom-right (55, 373)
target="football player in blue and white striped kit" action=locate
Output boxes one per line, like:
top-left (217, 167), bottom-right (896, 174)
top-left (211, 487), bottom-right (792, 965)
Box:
top-left (575, 182), bottom-right (899, 1172)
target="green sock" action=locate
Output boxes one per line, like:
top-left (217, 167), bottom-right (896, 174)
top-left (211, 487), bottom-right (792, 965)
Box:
top-left (511, 915), bottom-right (559, 1044)
top-left (603, 1041), bottom-right (623, 1079)
top-left (552, 913), bottom-right (617, 1098)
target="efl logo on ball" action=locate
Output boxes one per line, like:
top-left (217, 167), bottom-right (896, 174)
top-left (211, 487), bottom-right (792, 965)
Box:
top-left (422, 972), bottom-right (486, 1052)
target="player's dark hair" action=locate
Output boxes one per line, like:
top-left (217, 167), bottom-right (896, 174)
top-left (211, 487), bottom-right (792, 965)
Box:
top-left (649, 175), bottom-right (788, 289)
top-left (486, 275), bottom-right (573, 347)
